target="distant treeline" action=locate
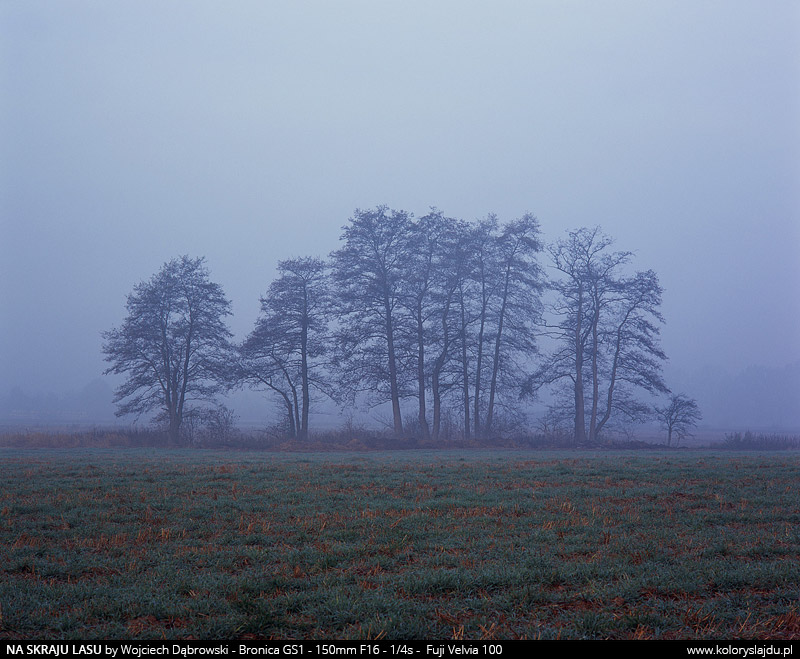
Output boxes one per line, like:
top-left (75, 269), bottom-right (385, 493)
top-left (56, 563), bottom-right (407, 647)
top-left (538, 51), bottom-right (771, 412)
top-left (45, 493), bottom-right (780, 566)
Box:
top-left (102, 206), bottom-right (702, 447)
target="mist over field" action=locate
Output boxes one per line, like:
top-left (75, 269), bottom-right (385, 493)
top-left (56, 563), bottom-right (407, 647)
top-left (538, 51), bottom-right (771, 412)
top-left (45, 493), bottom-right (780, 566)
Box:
top-left (2, 7), bottom-right (800, 644)
top-left (1, 1), bottom-right (798, 437)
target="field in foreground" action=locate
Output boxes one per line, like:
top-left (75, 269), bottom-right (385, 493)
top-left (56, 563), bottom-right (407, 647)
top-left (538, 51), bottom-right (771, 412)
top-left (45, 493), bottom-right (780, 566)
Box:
top-left (1, 449), bottom-right (798, 640)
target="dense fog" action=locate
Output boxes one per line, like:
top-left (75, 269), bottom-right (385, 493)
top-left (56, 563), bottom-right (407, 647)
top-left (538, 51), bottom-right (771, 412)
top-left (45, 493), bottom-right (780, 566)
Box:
top-left (1, 2), bottom-right (798, 433)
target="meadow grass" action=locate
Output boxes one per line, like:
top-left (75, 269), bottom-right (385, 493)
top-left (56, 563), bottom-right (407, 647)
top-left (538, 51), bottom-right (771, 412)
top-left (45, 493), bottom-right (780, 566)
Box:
top-left (0, 449), bottom-right (798, 640)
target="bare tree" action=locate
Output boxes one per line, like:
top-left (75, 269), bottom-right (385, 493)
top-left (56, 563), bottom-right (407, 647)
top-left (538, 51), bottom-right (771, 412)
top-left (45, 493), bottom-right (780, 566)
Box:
top-left (398, 212), bottom-right (440, 440)
top-left (592, 268), bottom-right (668, 438)
top-left (395, 210), bottom-right (479, 441)
top-left (382, 211), bottom-right (544, 441)
top-left (468, 216), bottom-right (499, 439)
top-left (238, 327), bottom-right (302, 438)
top-left (102, 256), bottom-right (233, 445)
top-left (424, 214), bottom-right (474, 441)
top-left (181, 404), bottom-right (239, 447)
top-left (525, 227), bottom-right (667, 444)
top-left (482, 213), bottom-right (543, 437)
top-left (454, 228), bottom-right (480, 439)
top-left (238, 257), bottom-right (330, 440)
top-left (656, 394), bottom-right (702, 446)
top-left (330, 206), bottom-right (413, 436)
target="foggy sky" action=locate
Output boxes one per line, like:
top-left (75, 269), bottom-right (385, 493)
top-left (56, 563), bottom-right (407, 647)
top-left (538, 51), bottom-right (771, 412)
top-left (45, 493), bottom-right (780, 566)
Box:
top-left (1, 2), bottom-right (799, 428)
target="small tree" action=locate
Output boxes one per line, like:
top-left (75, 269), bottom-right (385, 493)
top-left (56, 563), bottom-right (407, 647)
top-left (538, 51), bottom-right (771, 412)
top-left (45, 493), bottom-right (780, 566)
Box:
top-left (655, 394), bottom-right (702, 447)
top-left (180, 405), bottom-right (239, 447)
top-left (200, 404), bottom-right (240, 446)
top-left (102, 256), bottom-right (233, 445)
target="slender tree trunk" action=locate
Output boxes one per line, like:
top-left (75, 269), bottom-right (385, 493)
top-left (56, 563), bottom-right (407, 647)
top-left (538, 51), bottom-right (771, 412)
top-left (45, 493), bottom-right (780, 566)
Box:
top-left (416, 302), bottom-right (430, 440)
top-left (432, 370), bottom-right (442, 442)
top-left (431, 298), bottom-right (452, 442)
top-left (177, 318), bottom-right (194, 446)
top-left (384, 297), bottom-right (403, 435)
top-left (589, 314), bottom-right (600, 443)
top-left (261, 375), bottom-right (297, 439)
top-left (595, 322), bottom-right (625, 438)
top-left (299, 289), bottom-right (310, 441)
top-left (291, 386), bottom-right (301, 439)
top-left (166, 373), bottom-right (182, 447)
top-left (485, 266), bottom-right (511, 437)
top-left (274, 358), bottom-right (301, 439)
top-left (574, 376), bottom-right (585, 447)
top-left (459, 293), bottom-right (471, 440)
top-left (574, 287), bottom-right (586, 447)
top-left (473, 293), bottom-right (488, 438)
top-left (283, 393), bottom-right (297, 438)
top-left (160, 317), bottom-right (174, 445)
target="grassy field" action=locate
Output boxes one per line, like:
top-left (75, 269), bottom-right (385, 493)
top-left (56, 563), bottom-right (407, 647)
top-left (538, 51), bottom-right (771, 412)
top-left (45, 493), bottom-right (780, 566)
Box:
top-left (0, 448), bottom-right (798, 640)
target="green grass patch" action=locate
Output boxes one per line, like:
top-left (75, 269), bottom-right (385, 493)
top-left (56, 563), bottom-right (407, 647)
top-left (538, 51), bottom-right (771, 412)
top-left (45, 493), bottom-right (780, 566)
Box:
top-left (0, 449), bottom-right (798, 640)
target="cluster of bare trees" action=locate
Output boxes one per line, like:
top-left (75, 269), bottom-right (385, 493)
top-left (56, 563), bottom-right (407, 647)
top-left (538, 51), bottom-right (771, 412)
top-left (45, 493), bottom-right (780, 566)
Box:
top-left (326, 207), bottom-right (544, 441)
top-left (103, 207), bottom-right (701, 446)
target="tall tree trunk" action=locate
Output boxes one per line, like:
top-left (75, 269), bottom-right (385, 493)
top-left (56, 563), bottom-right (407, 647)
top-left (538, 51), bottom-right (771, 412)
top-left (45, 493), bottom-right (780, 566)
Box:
top-left (299, 288), bottom-right (310, 441)
top-left (166, 374), bottom-right (182, 446)
top-left (431, 298), bottom-right (452, 442)
top-left (275, 359), bottom-right (301, 440)
top-left (178, 319), bottom-right (193, 446)
top-left (384, 297), bottom-right (403, 435)
top-left (283, 392), bottom-right (297, 438)
top-left (432, 370), bottom-right (442, 441)
top-left (292, 386), bottom-right (301, 440)
top-left (574, 286), bottom-right (586, 446)
top-left (595, 321), bottom-right (626, 439)
top-left (485, 266), bottom-right (511, 437)
top-left (168, 410), bottom-right (181, 446)
top-left (473, 293), bottom-right (488, 438)
top-left (574, 374), bottom-right (585, 447)
top-left (459, 293), bottom-right (471, 440)
top-left (589, 314), bottom-right (600, 443)
top-left (416, 302), bottom-right (430, 440)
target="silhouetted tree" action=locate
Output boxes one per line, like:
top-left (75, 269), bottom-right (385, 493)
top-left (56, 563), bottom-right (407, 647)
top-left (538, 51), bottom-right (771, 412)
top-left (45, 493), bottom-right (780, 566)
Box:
top-left (398, 209), bottom-right (473, 440)
top-left (656, 393), bottom-right (702, 446)
top-left (467, 216), bottom-right (498, 439)
top-left (526, 227), bottom-right (667, 444)
top-left (463, 214), bottom-right (543, 439)
top-left (398, 212), bottom-right (439, 440)
top-left (331, 206), bottom-right (412, 436)
top-left (239, 257), bottom-right (330, 439)
top-left (592, 268), bottom-right (668, 438)
top-left (482, 213), bottom-right (543, 436)
top-left (329, 207), bottom-right (543, 441)
top-left (423, 213), bottom-right (474, 441)
top-left (453, 228), bottom-right (480, 439)
top-left (238, 315), bottom-right (301, 437)
top-left (102, 256), bottom-right (233, 445)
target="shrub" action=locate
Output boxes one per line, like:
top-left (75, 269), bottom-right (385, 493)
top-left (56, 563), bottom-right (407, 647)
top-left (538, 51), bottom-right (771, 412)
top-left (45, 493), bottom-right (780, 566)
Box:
top-left (720, 431), bottom-right (800, 450)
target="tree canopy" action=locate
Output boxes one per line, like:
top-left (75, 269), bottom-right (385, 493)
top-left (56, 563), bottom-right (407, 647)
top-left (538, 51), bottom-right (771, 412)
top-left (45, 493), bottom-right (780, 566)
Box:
top-left (102, 255), bottom-right (233, 445)
top-left (103, 211), bottom-right (692, 445)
